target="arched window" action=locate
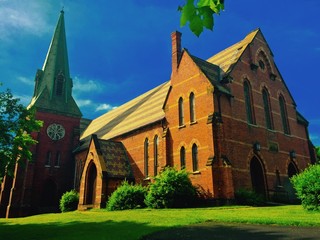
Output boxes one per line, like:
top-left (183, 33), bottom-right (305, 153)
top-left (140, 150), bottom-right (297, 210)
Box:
top-left (189, 92), bottom-right (196, 123)
top-left (178, 97), bottom-right (184, 126)
top-left (180, 147), bottom-right (186, 170)
top-left (262, 88), bottom-right (273, 130)
top-left (279, 95), bottom-right (290, 135)
top-left (56, 72), bottom-right (64, 96)
top-left (45, 151), bottom-right (51, 166)
top-left (154, 135), bottom-right (158, 176)
top-left (144, 138), bottom-right (149, 177)
top-left (243, 80), bottom-right (255, 124)
top-left (54, 151), bottom-right (61, 167)
top-left (192, 144), bottom-right (198, 172)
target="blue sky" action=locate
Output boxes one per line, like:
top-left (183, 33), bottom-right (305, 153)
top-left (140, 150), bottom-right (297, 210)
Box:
top-left (0, 0), bottom-right (319, 146)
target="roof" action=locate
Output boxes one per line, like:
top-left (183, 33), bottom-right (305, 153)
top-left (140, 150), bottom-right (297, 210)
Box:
top-left (189, 53), bottom-right (231, 95)
top-left (207, 29), bottom-right (259, 74)
top-left (94, 137), bottom-right (133, 179)
top-left (81, 81), bottom-right (170, 140)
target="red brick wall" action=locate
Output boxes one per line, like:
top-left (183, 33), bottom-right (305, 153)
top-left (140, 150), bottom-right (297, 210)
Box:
top-left (165, 51), bottom-right (216, 197)
top-left (6, 111), bottom-right (81, 216)
top-left (218, 32), bottom-right (311, 197)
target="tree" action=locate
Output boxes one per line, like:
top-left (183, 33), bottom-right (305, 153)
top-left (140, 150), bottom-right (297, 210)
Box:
top-left (316, 146), bottom-right (320, 164)
top-left (179, 0), bottom-right (225, 36)
top-left (0, 83), bottom-right (42, 181)
top-left (291, 164), bottom-right (320, 211)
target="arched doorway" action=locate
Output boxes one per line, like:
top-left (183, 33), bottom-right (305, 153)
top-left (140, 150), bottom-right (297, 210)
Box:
top-left (250, 157), bottom-right (267, 197)
top-left (41, 179), bottom-right (58, 212)
top-left (288, 161), bottom-right (299, 178)
top-left (85, 162), bottom-right (97, 205)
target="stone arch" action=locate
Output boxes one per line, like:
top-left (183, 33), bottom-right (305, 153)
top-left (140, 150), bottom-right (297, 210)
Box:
top-left (84, 161), bottom-right (97, 205)
top-left (255, 47), bottom-right (273, 73)
top-left (250, 156), bottom-right (267, 198)
top-left (288, 161), bottom-right (299, 178)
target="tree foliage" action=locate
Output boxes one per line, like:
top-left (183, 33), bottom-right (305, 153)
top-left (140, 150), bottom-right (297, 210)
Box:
top-left (59, 190), bottom-right (79, 212)
top-left (316, 146), bottom-right (320, 164)
top-left (291, 164), bottom-right (320, 211)
top-left (145, 167), bottom-right (197, 208)
top-left (0, 83), bottom-right (42, 181)
top-left (179, 0), bottom-right (224, 36)
top-left (107, 181), bottom-right (147, 211)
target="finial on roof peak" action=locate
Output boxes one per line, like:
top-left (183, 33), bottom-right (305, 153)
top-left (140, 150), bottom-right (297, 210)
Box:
top-left (60, 6), bottom-right (64, 14)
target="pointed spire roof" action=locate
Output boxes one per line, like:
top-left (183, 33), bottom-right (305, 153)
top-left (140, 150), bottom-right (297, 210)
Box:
top-left (29, 11), bottom-right (82, 117)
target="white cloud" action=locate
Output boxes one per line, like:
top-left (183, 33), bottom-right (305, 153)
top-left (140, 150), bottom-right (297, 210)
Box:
top-left (95, 103), bottom-right (117, 112)
top-left (75, 99), bottom-right (93, 107)
top-left (17, 76), bottom-right (34, 86)
top-left (73, 76), bottom-right (103, 93)
top-left (0, 1), bottom-right (53, 40)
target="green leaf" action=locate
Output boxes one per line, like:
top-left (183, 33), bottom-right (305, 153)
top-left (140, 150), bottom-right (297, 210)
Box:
top-left (197, 0), bottom-right (211, 8)
top-left (189, 14), bottom-right (203, 37)
top-left (202, 7), bottom-right (214, 30)
top-left (180, 0), bottom-right (196, 27)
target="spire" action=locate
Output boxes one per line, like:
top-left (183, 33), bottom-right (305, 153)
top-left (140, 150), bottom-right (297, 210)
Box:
top-left (29, 11), bottom-right (82, 117)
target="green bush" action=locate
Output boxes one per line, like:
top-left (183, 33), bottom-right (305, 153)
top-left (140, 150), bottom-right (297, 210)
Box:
top-left (291, 164), bottom-right (320, 211)
top-left (234, 189), bottom-right (265, 206)
top-left (107, 181), bottom-right (147, 211)
top-left (145, 167), bottom-right (196, 208)
top-left (59, 190), bottom-right (79, 212)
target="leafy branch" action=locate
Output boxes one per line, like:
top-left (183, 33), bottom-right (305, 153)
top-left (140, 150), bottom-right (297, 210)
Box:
top-left (179, 0), bottom-right (224, 36)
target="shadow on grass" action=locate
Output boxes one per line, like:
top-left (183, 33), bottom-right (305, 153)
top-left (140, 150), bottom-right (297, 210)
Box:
top-left (0, 220), bottom-right (166, 240)
top-left (142, 221), bottom-right (320, 240)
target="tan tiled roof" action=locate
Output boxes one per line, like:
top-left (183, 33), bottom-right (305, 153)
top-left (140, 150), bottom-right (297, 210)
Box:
top-left (96, 139), bottom-right (133, 178)
top-left (207, 29), bottom-right (259, 74)
top-left (81, 81), bottom-right (170, 140)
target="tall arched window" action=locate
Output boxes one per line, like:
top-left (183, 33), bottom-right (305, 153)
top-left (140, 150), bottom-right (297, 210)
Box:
top-left (154, 135), bottom-right (158, 176)
top-left (180, 147), bottom-right (186, 170)
top-left (45, 151), bottom-right (51, 166)
top-left (144, 138), bottom-right (149, 177)
top-left (262, 88), bottom-right (273, 130)
top-left (178, 97), bottom-right (184, 126)
top-left (189, 92), bottom-right (196, 123)
top-left (192, 144), bottom-right (198, 172)
top-left (56, 72), bottom-right (64, 96)
top-left (54, 151), bottom-right (61, 167)
top-left (243, 80), bottom-right (255, 124)
top-left (279, 95), bottom-right (290, 135)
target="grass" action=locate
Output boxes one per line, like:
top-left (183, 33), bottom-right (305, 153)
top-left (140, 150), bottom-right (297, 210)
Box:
top-left (0, 205), bottom-right (319, 240)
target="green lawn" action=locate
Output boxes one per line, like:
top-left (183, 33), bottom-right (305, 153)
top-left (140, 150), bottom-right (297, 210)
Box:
top-left (0, 205), bottom-right (319, 240)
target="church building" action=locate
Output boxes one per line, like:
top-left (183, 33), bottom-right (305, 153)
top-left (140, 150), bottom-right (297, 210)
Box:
top-left (0, 12), bottom-right (316, 217)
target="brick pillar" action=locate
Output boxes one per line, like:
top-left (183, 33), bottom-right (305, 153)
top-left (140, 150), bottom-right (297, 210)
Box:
top-left (212, 112), bottom-right (234, 200)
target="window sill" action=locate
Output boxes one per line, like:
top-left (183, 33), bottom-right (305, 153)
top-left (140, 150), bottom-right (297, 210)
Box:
top-left (143, 177), bottom-right (151, 181)
top-left (178, 124), bottom-right (186, 129)
top-left (54, 166), bottom-right (60, 168)
top-left (192, 171), bottom-right (201, 175)
top-left (190, 121), bottom-right (197, 126)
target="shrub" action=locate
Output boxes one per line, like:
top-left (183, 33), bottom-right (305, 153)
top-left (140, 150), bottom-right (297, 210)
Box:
top-left (234, 189), bottom-right (265, 206)
top-left (291, 164), bottom-right (320, 211)
top-left (145, 167), bottom-right (196, 208)
top-left (59, 190), bottom-right (79, 212)
top-left (107, 181), bottom-right (147, 211)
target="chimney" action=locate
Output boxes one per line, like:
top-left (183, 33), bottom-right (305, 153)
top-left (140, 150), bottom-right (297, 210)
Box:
top-left (171, 31), bottom-right (182, 71)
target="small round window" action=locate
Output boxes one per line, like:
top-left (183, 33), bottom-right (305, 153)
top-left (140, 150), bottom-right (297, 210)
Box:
top-left (258, 60), bottom-right (265, 70)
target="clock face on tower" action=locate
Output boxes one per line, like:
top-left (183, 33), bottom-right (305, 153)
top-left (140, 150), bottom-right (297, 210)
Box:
top-left (47, 123), bottom-right (65, 140)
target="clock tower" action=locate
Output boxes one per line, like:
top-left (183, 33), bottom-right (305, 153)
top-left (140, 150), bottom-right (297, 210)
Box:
top-left (4, 10), bottom-right (82, 217)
